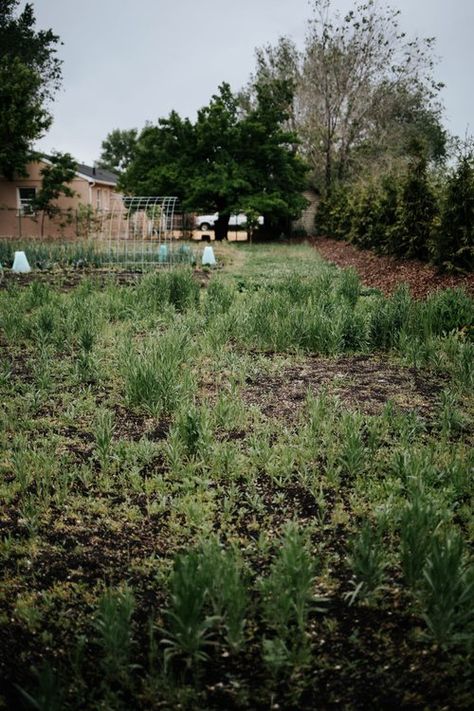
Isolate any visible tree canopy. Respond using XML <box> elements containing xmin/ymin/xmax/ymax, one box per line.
<box><xmin>97</xmin><ymin>128</ymin><xmax>138</xmax><ymax>175</ymax></box>
<box><xmin>245</xmin><ymin>0</ymin><xmax>445</xmax><ymax>195</ymax></box>
<box><xmin>122</xmin><ymin>83</ymin><xmax>308</xmax><ymax>239</ymax></box>
<box><xmin>0</xmin><ymin>0</ymin><xmax>62</xmax><ymax>179</ymax></box>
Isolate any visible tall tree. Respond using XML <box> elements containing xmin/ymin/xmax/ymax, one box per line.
<box><xmin>122</xmin><ymin>83</ymin><xmax>308</xmax><ymax>239</ymax></box>
<box><xmin>0</xmin><ymin>1</ymin><xmax>62</xmax><ymax>179</ymax></box>
<box><xmin>248</xmin><ymin>1</ymin><xmax>445</xmax><ymax>194</ymax></box>
<box><xmin>120</xmin><ymin>111</ymin><xmax>195</xmax><ymax>198</ymax></box>
<box><xmin>299</xmin><ymin>0</ymin><xmax>443</xmax><ymax>193</ymax></box>
<box><xmin>239</xmin><ymin>36</ymin><xmax>301</xmax><ymax>138</ymax></box>
<box><xmin>97</xmin><ymin>128</ymin><xmax>138</xmax><ymax>174</ymax></box>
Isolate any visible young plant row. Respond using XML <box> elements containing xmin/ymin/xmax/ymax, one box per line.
<box><xmin>20</xmin><ymin>514</ymin><xmax>474</xmax><ymax>710</ymax></box>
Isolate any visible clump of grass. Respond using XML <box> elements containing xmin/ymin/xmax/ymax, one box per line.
<box><xmin>421</xmin><ymin>530</ymin><xmax>474</xmax><ymax>648</ymax></box>
<box><xmin>94</xmin><ymin>585</ymin><xmax>135</xmax><ymax>684</ymax></box>
<box><xmin>338</xmin><ymin>412</ymin><xmax>366</xmax><ymax>477</ymax></box>
<box><xmin>139</xmin><ymin>268</ymin><xmax>200</xmax><ymax>314</ymax></box>
<box><xmin>200</xmin><ymin>540</ymin><xmax>248</xmax><ymax>653</ymax></box>
<box><xmin>173</xmin><ymin>403</ymin><xmax>211</xmax><ymax>459</ymax></box>
<box><xmin>369</xmin><ymin>284</ymin><xmax>412</xmax><ymax>350</ymax></box>
<box><xmin>399</xmin><ymin>490</ymin><xmax>442</xmax><ymax>589</ymax></box>
<box><xmin>260</xmin><ymin>523</ymin><xmax>320</xmax><ymax>674</ymax></box>
<box><xmin>161</xmin><ymin>540</ymin><xmax>247</xmax><ymax>670</ymax></box>
<box><xmin>337</xmin><ymin>267</ymin><xmax>360</xmax><ymax>307</ymax></box>
<box><xmin>437</xmin><ymin>389</ymin><xmax>465</xmax><ymax>438</ymax></box>
<box><xmin>345</xmin><ymin>521</ymin><xmax>387</xmax><ymax>605</ymax></box>
<box><xmin>122</xmin><ymin>327</ymin><xmax>193</xmax><ymax>415</ymax></box>
<box><xmin>95</xmin><ymin>409</ymin><xmax>115</xmax><ymax>471</ymax></box>
<box><xmin>204</xmin><ymin>277</ymin><xmax>235</xmax><ymax>316</ymax></box>
<box><xmin>18</xmin><ymin>662</ymin><xmax>64</xmax><ymax>711</ymax></box>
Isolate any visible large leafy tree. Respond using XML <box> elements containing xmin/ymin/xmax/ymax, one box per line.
<box><xmin>247</xmin><ymin>0</ymin><xmax>445</xmax><ymax>195</ymax></box>
<box><xmin>299</xmin><ymin>0</ymin><xmax>444</xmax><ymax>193</ymax></box>
<box><xmin>120</xmin><ymin>111</ymin><xmax>195</xmax><ymax>197</ymax></box>
<box><xmin>0</xmin><ymin>0</ymin><xmax>62</xmax><ymax>179</ymax></box>
<box><xmin>97</xmin><ymin>128</ymin><xmax>138</xmax><ymax>174</ymax></box>
<box><xmin>122</xmin><ymin>83</ymin><xmax>308</xmax><ymax>239</ymax></box>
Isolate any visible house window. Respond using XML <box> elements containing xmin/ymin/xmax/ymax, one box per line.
<box><xmin>96</xmin><ymin>188</ymin><xmax>102</xmax><ymax>210</ymax></box>
<box><xmin>18</xmin><ymin>187</ymin><xmax>37</xmax><ymax>215</ymax></box>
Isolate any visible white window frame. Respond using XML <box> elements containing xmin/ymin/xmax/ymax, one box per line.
<box><xmin>17</xmin><ymin>187</ymin><xmax>37</xmax><ymax>215</ymax></box>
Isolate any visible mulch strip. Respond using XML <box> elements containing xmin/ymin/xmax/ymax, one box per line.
<box><xmin>309</xmin><ymin>235</ymin><xmax>474</xmax><ymax>298</ymax></box>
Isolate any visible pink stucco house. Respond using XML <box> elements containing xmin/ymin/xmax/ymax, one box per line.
<box><xmin>0</xmin><ymin>158</ymin><xmax>120</xmax><ymax>239</ymax></box>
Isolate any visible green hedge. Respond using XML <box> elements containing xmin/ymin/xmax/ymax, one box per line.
<box><xmin>315</xmin><ymin>154</ymin><xmax>474</xmax><ymax>273</ymax></box>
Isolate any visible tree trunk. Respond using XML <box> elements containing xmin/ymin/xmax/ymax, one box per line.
<box><xmin>214</xmin><ymin>213</ymin><xmax>230</xmax><ymax>241</ymax></box>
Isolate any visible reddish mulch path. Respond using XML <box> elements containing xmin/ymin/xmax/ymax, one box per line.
<box><xmin>310</xmin><ymin>235</ymin><xmax>474</xmax><ymax>299</ymax></box>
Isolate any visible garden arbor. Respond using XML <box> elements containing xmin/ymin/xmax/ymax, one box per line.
<box><xmin>103</xmin><ymin>195</ymin><xmax>179</xmax><ymax>268</ymax></box>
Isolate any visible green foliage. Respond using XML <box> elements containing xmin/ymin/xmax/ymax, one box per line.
<box><xmin>122</xmin><ymin>82</ymin><xmax>307</xmax><ymax>239</ymax></box>
<box><xmin>122</xmin><ymin>327</ymin><xmax>193</xmax><ymax>415</ymax></box>
<box><xmin>138</xmin><ymin>268</ymin><xmax>199</xmax><ymax>313</ymax></box>
<box><xmin>422</xmin><ymin>287</ymin><xmax>474</xmax><ymax>337</ymax></box>
<box><xmin>313</xmin><ymin>153</ymin><xmax>474</xmax><ymax>273</ymax></box>
<box><xmin>260</xmin><ymin>524</ymin><xmax>318</xmax><ymax>672</ymax></box>
<box><xmin>205</xmin><ymin>277</ymin><xmax>235</xmax><ymax>316</ymax></box>
<box><xmin>0</xmin><ymin>1</ymin><xmax>62</xmax><ymax>178</ymax></box>
<box><xmin>399</xmin><ymin>491</ymin><xmax>441</xmax><ymax>588</ymax></box>
<box><xmin>174</xmin><ymin>403</ymin><xmax>211</xmax><ymax>459</ymax></box>
<box><xmin>435</xmin><ymin>152</ymin><xmax>474</xmax><ymax>272</ymax></box>
<box><xmin>369</xmin><ymin>285</ymin><xmax>413</xmax><ymax>350</ymax></box>
<box><xmin>161</xmin><ymin>541</ymin><xmax>247</xmax><ymax>669</ymax></box>
<box><xmin>0</xmin><ymin>241</ymin><xmax>473</xmax><ymax>708</ymax></box>
<box><xmin>162</xmin><ymin>549</ymin><xmax>218</xmax><ymax>670</ymax></box>
<box><xmin>95</xmin><ymin>409</ymin><xmax>115</xmax><ymax>471</ymax></box>
<box><xmin>200</xmin><ymin>540</ymin><xmax>248</xmax><ymax>653</ymax></box>
<box><xmin>396</xmin><ymin>156</ymin><xmax>438</xmax><ymax>260</ymax></box>
<box><xmin>94</xmin><ymin>586</ymin><xmax>135</xmax><ymax>683</ymax></box>
<box><xmin>338</xmin><ymin>413</ymin><xmax>366</xmax><ymax>476</ymax></box>
<box><xmin>421</xmin><ymin>531</ymin><xmax>474</xmax><ymax>647</ymax></box>
<box><xmin>315</xmin><ymin>184</ymin><xmax>352</xmax><ymax>240</ymax></box>
<box><xmin>32</xmin><ymin>152</ymin><xmax>77</xmax><ymax>235</ymax></box>
<box><xmin>18</xmin><ymin>663</ymin><xmax>63</xmax><ymax>711</ymax></box>
<box><xmin>345</xmin><ymin>521</ymin><xmax>387</xmax><ymax>604</ymax></box>
<box><xmin>337</xmin><ymin>268</ymin><xmax>360</xmax><ymax>307</ymax></box>
<box><xmin>97</xmin><ymin>128</ymin><xmax>138</xmax><ymax>174</ymax></box>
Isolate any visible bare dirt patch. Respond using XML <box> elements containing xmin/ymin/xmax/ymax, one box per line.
<box><xmin>243</xmin><ymin>354</ymin><xmax>445</xmax><ymax>420</ymax></box>
<box><xmin>0</xmin><ymin>268</ymin><xmax>143</xmax><ymax>291</ymax></box>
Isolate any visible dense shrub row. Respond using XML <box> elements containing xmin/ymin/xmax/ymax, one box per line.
<box><xmin>315</xmin><ymin>153</ymin><xmax>474</xmax><ymax>273</ymax></box>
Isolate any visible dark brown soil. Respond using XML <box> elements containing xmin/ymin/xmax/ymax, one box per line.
<box><xmin>243</xmin><ymin>354</ymin><xmax>445</xmax><ymax>421</ymax></box>
<box><xmin>0</xmin><ymin>267</ymin><xmax>143</xmax><ymax>291</ymax></box>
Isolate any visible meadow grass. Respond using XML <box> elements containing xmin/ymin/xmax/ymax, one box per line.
<box><xmin>0</xmin><ymin>240</ymin><xmax>472</xmax><ymax>709</ymax></box>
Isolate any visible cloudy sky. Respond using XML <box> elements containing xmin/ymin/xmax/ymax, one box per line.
<box><xmin>33</xmin><ymin>0</ymin><xmax>473</xmax><ymax>166</ymax></box>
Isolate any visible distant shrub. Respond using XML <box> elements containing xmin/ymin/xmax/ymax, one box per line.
<box><xmin>312</xmin><ymin>150</ymin><xmax>474</xmax><ymax>273</ymax></box>
<box><xmin>434</xmin><ymin>153</ymin><xmax>474</xmax><ymax>273</ymax></box>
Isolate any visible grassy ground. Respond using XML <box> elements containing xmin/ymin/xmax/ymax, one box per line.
<box><xmin>0</xmin><ymin>241</ymin><xmax>473</xmax><ymax>710</ymax></box>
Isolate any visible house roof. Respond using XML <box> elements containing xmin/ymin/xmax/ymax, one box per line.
<box><xmin>39</xmin><ymin>155</ymin><xmax>118</xmax><ymax>186</ymax></box>
<box><xmin>75</xmin><ymin>163</ymin><xmax>119</xmax><ymax>186</ymax></box>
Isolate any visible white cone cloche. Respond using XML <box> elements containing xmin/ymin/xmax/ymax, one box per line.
<box><xmin>202</xmin><ymin>246</ymin><xmax>216</xmax><ymax>266</ymax></box>
<box><xmin>12</xmin><ymin>251</ymin><xmax>31</xmax><ymax>273</ymax></box>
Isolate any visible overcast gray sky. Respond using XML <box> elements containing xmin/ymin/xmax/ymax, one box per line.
<box><xmin>33</xmin><ymin>0</ymin><xmax>473</xmax><ymax>166</ymax></box>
